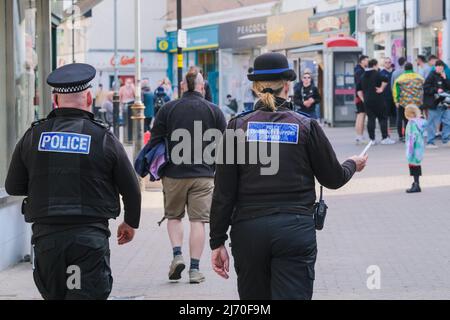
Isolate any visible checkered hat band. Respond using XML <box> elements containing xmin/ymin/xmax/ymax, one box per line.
<box><xmin>53</xmin><ymin>82</ymin><xmax>92</xmax><ymax>94</ymax></box>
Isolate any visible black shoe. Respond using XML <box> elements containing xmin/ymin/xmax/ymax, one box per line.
<box><xmin>406</xmin><ymin>183</ymin><xmax>421</xmax><ymax>193</ymax></box>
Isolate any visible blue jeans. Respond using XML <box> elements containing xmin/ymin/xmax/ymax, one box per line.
<box><xmin>427</xmin><ymin>107</ymin><xmax>450</xmax><ymax>144</ymax></box>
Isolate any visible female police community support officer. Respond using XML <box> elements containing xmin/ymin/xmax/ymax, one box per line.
<box><xmin>210</xmin><ymin>53</ymin><xmax>368</xmax><ymax>300</ymax></box>
<box><xmin>5</xmin><ymin>63</ymin><xmax>141</xmax><ymax>300</ymax></box>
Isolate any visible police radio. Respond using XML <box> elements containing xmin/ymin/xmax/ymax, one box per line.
<box><xmin>314</xmin><ymin>186</ymin><xmax>328</xmax><ymax>231</ymax></box>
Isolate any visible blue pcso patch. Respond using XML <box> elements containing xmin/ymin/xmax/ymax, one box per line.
<box><xmin>247</xmin><ymin>122</ymin><xmax>299</xmax><ymax>144</ymax></box>
<box><xmin>38</xmin><ymin>132</ymin><xmax>91</xmax><ymax>155</ymax></box>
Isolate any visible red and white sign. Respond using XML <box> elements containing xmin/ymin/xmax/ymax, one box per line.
<box><xmin>110</xmin><ymin>55</ymin><xmax>144</xmax><ymax>67</ymax></box>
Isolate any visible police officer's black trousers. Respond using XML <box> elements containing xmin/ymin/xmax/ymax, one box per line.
<box><xmin>230</xmin><ymin>213</ymin><xmax>317</xmax><ymax>300</ymax></box>
<box><xmin>32</xmin><ymin>227</ymin><xmax>113</xmax><ymax>300</ymax></box>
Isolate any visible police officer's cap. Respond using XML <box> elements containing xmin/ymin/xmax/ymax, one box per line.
<box><xmin>47</xmin><ymin>63</ymin><xmax>96</xmax><ymax>94</ymax></box>
<box><xmin>248</xmin><ymin>53</ymin><xmax>297</xmax><ymax>82</ymax></box>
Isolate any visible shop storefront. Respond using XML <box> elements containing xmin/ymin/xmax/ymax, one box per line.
<box><xmin>162</xmin><ymin>25</ymin><xmax>219</xmax><ymax>103</ymax></box>
<box><xmin>358</xmin><ymin>0</ymin><xmax>417</xmax><ymax>64</ymax></box>
<box><xmin>417</xmin><ymin>0</ymin><xmax>445</xmax><ymax>58</ymax></box>
<box><xmin>0</xmin><ymin>0</ymin><xmax>105</xmax><ymax>271</ymax></box>
<box><xmin>87</xmin><ymin>50</ymin><xmax>167</xmax><ymax>90</ymax></box>
<box><xmin>218</xmin><ymin>16</ymin><xmax>268</xmax><ymax>109</ymax></box>
<box><xmin>0</xmin><ymin>0</ymin><xmax>50</xmax><ymax>271</ymax></box>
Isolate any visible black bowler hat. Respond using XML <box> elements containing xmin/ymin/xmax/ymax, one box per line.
<box><xmin>248</xmin><ymin>53</ymin><xmax>297</xmax><ymax>82</ymax></box>
<box><xmin>47</xmin><ymin>63</ymin><xmax>96</xmax><ymax>94</ymax></box>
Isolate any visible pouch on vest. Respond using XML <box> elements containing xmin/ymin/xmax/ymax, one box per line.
<box><xmin>313</xmin><ymin>186</ymin><xmax>328</xmax><ymax>231</ymax></box>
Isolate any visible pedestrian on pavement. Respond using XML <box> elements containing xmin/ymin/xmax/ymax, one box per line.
<box><xmin>223</xmin><ymin>94</ymin><xmax>239</xmax><ymax>118</ymax></box>
<box><xmin>94</xmin><ymin>83</ymin><xmax>108</xmax><ymax>117</ymax></box>
<box><xmin>119</xmin><ymin>78</ymin><xmax>136</xmax><ymax>142</ymax></box>
<box><xmin>391</xmin><ymin>57</ymin><xmax>407</xmax><ymax>89</ymax></box>
<box><xmin>416</xmin><ymin>55</ymin><xmax>431</xmax><ymax>80</ymax></box>
<box><xmin>380</xmin><ymin>57</ymin><xmax>397</xmax><ymax>129</ymax></box>
<box><xmin>357</xmin><ymin>59</ymin><xmax>396</xmax><ymax>145</ymax></box>
<box><xmin>142</xmin><ymin>80</ymin><xmax>155</xmax><ymax>132</ymax></box>
<box><xmin>243</xmin><ymin>67</ymin><xmax>256</xmax><ymax>112</ymax></box>
<box><xmin>293</xmin><ymin>71</ymin><xmax>321</xmax><ymax>119</ymax></box>
<box><xmin>354</xmin><ymin>55</ymin><xmax>369</xmax><ymax>145</ymax></box>
<box><xmin>393</xmin><ymin>63</ymin><xmax>424</xmax><ymax>143</ymax></box>
<box><xmin>429</xmin><ymin>55</ymin><xmax>450</xmax><ymax>79</ymax></box>
<box><xmin>154</xmin><ymin>86</ymin><xmax>170</xmax><ymax>117</ymax></box>
<box><xmin>423</xmin><ymin>60</ymin><xmax>450</xmax><ymax>148</ymax></box>
<box><xmin>209</xmin><ymin>52</ymin><xmax>368</xmax><ymax>300</ymax></box>
<box><xmin>404</xmin><ymin>105</ymin><xmax>427</xmax><ymax>194</ymax></box>
<box><xmin>5</xmin><ymin>63</ymin><xmax>141</xmax><ymax>300</ymax></box>
<box><xmin>101</xmin><ymin>91</ymin><xmax>114</xmax><ymax>127</ymax></box>
<box><xmin>161</xmin><ymin>77</ymin><xmax>174</xmax><ymax>100</ymax></box>
<box><xmin>148</xmin><ymin>67</ymin><xmax>227</xmax><ymax>284</ymax></box>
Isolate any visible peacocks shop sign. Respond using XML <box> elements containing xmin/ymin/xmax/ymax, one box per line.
<box><xmin>218</xmin><ymin>16</ymin><xmax>268</xmax><ymax>49</ymax></box>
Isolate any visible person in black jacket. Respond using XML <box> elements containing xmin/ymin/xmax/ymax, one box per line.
<box><xmin>357</xmin><ymin>59</ymin><xmax>396</xmax><ymax>145</ymax></box>
<box><xmin>5</xmin><ymin>63</ymin><xmax>141</xmax><ymax>300</ymax></box>
<box><xmin>209</xmin><ymin>53</ymin><xmax>368</xmax><ymax>300</ymax></box>
<box><xmin>354</xmin><ymin>55</ymin><xmax>369</xmax><ymax>144</ymax></box>
<box><xmin>149</xmin><ymin>67</ymin><xmax>226</xmax><ymax>284</ymax></box>
<box><xmin>423</xmin><ymin>60</ymin><xmax>450</xmax><ymax>147</ymax></box>
<box><xmin>293</xmin><ymin>72</ymin><xmax>321</xmax><ymax>119</ymax></box>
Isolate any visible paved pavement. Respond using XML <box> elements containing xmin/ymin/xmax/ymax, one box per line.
<box><xmin>0</xmin><ymin>126</ymin><xmax>449</xmax><ymax>300</ymax></box>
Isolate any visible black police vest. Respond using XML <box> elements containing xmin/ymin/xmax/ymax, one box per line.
<box><xmin>22</xmin><ymin>109</ymin><xmax>120</xmax><ymax>222</ymax></box>
<box><xmin>230</xmin><ymin>107</ymin><xmax>317</xmax><ymax>212</ymax></box>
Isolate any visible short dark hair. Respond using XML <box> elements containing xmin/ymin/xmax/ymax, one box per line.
<box><xmin>359</xmin><ymin>55</ymin><xmax>369</xmax><ymax>63</ymax></box>
<box><xmin>398</xmin><ymin>57</ymin><xmax>407</xmax><ymax>67</ymax></box>
<box><xmin>185</xmin><ymin>67</ymin><xmax>200</xmax><ymax>92</ymax></box>
<box><xmin>428</xmin><ymin>55</ymin><xmax>438</xmax><ymax>61</ymax></box>
<box><xmin>404</xmin><ymin>63</ymin><xmax>414</xmax><ymax>71</ymax></box>
<box><xmin>435</xmin><ymin>60</ymin><xmax>445</xmax><ymax>67</ymax></box>
<box><xmin>368</xmin><ymin>59</ymin><xmax>378</xmax><ymax>68</ymax></box>
<box><xmin>417</xmin><ymin>55</ymin><xmax>427</xmax><ymax>63</ymax></box>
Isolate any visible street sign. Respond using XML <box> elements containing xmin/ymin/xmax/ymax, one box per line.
<box><xmin>177</xmin><ymin>29</ymin><xmax>187</xmax><ymax>49</ymax></box>
<box><xmin>157</xmin><ymin>38</ymin><xmax>169</xmax><ymax>52</ymax></box>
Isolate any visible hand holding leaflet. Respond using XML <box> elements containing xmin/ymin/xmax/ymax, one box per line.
<box><xmin>359</xmin><ymin>140</ymin><xmax>373</xmax><ymax>157</ymax></box>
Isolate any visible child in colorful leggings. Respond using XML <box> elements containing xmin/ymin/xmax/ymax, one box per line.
<box><xmin>405</xmin><ymin>105</ymin><xmax>427</xmax><ymax>193</ymax></box>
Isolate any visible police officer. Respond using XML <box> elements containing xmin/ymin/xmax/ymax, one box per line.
<box><xmin>210</xmin><ymin>53</ymin><xmax>368</xmax><ymax>300</ymax></box>
<box><xmin>5</xmin><ymin>63</ymin><xmax>141</xmax><ymax>300</ymax></box>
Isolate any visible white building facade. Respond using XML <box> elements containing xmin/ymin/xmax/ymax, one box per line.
<box><xmin>87</xmin><ymin>0</ymin><xmax>168</xmax><ymax>91</ymax></box>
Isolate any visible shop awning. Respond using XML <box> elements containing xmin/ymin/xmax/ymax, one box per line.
<box><xmin>288</xmin><ymin>44</ymin><xmax>324</xmax><ymax>54</ymax></box>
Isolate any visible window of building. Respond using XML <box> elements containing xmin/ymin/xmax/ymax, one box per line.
<box><xmin>13</xmin><ymin>0</ymin><xmax>40</xmax><ymax>138</ymax></box>
<box><xmin>52</xmin><ymin>0</ymin><xmax>90</xmax><ymax>66</ymax></box>
<box><xmin>0</xmin><ymin>0</ymin><xmax>7</xmax><ymax>192</ymax></box>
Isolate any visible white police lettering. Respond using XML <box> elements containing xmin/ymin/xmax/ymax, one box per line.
<box><xmin>38</xmin><ymin>132</ymin><xmax>91</xmax><ymax>155</ymax></box>
<box><xmin>247</xmin><ymin>122</ymin><xmax>299</xmax><ymax>144</ymax></box>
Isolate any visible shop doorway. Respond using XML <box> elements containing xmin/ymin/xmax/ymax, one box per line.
<box><xmin>198</xmin><ymin>50</ymin><xmax>218</xmax><ymax>104</ymax></box>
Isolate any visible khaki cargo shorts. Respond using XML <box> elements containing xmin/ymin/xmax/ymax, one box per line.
<box><xmin>162</xmin><ymin>177</ymin><xmax>214</xmax><ymax>223</ymax></box>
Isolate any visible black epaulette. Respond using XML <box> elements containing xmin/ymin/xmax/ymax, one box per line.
<box><xmin>91</xmin><ymin>119</ymin><xmax>110</xmax><ymax>130</ymax></box>
<box><xmin>230</xmin><ymin>110</ymin><xmax>256</xmax><ymax>121</ymax></box>
<box><xmin>31</xmin><ymin>118</ymin><xmax>49</xmax><ymax>127</ymax></box>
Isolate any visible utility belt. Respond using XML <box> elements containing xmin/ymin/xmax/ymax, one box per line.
<box><xmin>236</xmin><ymin>201</ymin><xmax>314</xmax><ymax>214</ymax></box>
<box><xmin>235</xmin><ymin>187</ymin><xmax>328</xmax><ymax>230</ymax></box>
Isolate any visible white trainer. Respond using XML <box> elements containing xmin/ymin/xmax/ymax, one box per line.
<box><xmin>380</xmin><ymin>138</ymin><xmax>396</xmax><ymax>145</ymax></box>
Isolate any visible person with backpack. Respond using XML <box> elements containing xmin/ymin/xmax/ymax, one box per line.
<box><xmin>154</xmin><ymin>86</ymin><xmax>170</xmax><ymax>117</ymax></box>
<box><xmin>142</xmin><ymin>80</ymin><xmax>155</xmax><ymax>132</ymax></box>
